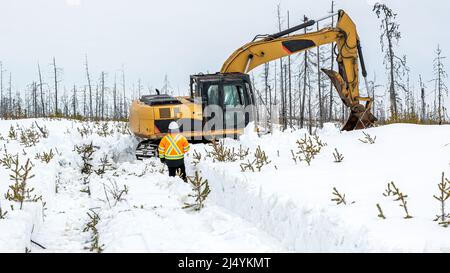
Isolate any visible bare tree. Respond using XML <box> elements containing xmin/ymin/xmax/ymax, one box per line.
<box><xmin>316</xmin><ymin>22</ymin><xmax>323</xmax><ymax>128</ymax></box>
<box><xmin>0</xmin><ymin>62</ymin><xmax>3</xmax><ymax>116</ymax></box>
<box><xmin>113</xmin><ymin>74</ymin><xmax>117</xmax><ymax>119</ymax></box>
<box><xmin>32</xmin><ymin>82</ymin><xmax>37</xmax><ymax>118</ymax></box>
<box><xmin>433</xmin><ymin>45</ymin><xmax>448</xmax><ymax>125</ymax></box>
<box><xmin>122</xmin><ymin>65</ymin><xmax>126</xmax><ymax>119</ymax></box>
<box><xmin>276</xmin><ymin>5</ymin><xmax>286</xmax><ymax>130</ymax></box>
<box><xmin>287</xmin><ymin>10</ymin><xmax>293</xmax><ymax>129</ymax></box>
<box><xmin>72</xmin><ymin>85</ymin><xmax>77</xmax><ymax>117</ymax></box>
<box><xmin>328</xmin><ymin>0</ymin><xmax>335</xmax><ymax>121</ymax></box>
<box><xmin>419</xmin><ymin>75</ymin><xmax>426</xmax><ymax>122</ymax></box>
<box><xmin>373</xmin><ymin>3</ymin><xmax>408</xmax><ymax>118</ymax></box>
<box><xmin>85</xmin><ymin>55</ymin><xmax>93</xmax><ymax>119</ymax></box>
<box><xmin>37</xmin><ymin>62</ymin><xmax>46</xmax><ymax>117</ymax></box>
<box><xmin>300</xmin><ymin>15</ymin><xmax>309</xmax><ymax>129</ymax></box>
<box><xmin>8</xmin><ymin>72</ymin><xmax>12</xmax><ymax>114</ymax></box>
<box><xmin>101</xmin><ymin>72</ymin><xmax>105</xmax><ymax>120</ymax></box>
<box><xmin>52</xmin><ymin>57</ymin><xmax>59</xmax><ymax>115</ymax></box>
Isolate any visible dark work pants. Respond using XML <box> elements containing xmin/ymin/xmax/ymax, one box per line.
<box><xmin>167</xmin><ymin>159</ymin><xmax>187</xmax><ymax>182</ymax></box>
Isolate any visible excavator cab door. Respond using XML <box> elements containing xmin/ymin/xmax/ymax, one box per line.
<box><xmin>221</xmin><ymin>82</ymin><xmax>249</xmax><ymax>137</ymax></box>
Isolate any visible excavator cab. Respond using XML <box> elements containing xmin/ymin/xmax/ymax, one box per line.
<box><xmin>190</xmin><ymin>73</ymin><xmax>257</xmax><ymax>137</ymax></box>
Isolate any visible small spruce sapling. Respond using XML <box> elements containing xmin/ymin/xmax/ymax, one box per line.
<box><xmin>433</xmin><ymin>172</ymin><xmax>450</xmax><ymax>227</ymax></box>
<box><xmin>383</xmin><ymin>181</ymin><xmax>413</xmax><ymax>219</ymax></box>
<box><xmin>4</xmin><ymin>156</ymin><xmax>40</xmax><ymax>210</ymax></box>
<box><xmin>83</xmin><ymin>210</ymin><xmax>104</xmax><ymax>253</ymax></box>
<box><xmin>75</xmin><ymin>142</ymin><xmax>98</xmax><ymax>175</ymax></box>
<box><xmin>8</xmin><ymin>125</ymin><xmax>17</xmax><ymax>140</ymax></box>
<box><xmin>333</xmin><ymin>148</ymin><xmax>344</xmax><ymax>163</ymax></box>
<box><xmin>0</xmin><ymin>200</ymin><xmax>7</xmax><ymax>219</ymax></box>
<box><xmin>0</xmin><ymin>145</ymin><xmax>14</xmax><ymax>169</ymax></box>
<box><xmin>359</xmin><ymin>132</ymin><xmax>376</xmax><ymax>144</ymax></box>
<box><xmin>191</xmin><ymin>150</ymin><xmax>202</xmax><ymax>166</ymax></box>
<box><xmin>35</xmin><ymin>149</ymin><xmax>55</xmax><ymax>164</ymax></box>
<box><xmin>77</xmin><ymin>124</ymin><xmax>93</xmax><ymax>138</ymax></box>
<box><xmin>19</xmin><ymin>124</ymin><xmax>41</xmax><ymax>147</ymax></box>
<box><xmin>240</xmin><ymin>159</ymin><xmax>256</xmax><ymax>172</ymax></box>
<box><xmin>95</xmin><ymin>154</ymin><xmax>112</xmax><ymax>175</ymax></box>
<box><xmin>183</xmin><ymin>171</ymin><xmax>211</xmax><ymax>211</ymax></box>
<box><xmin>290</xmin><ymin>150</ymin><xmax>298</xmax><ymax>164</ymax></box>
<box><xmin>237</xmin><ymin>145</ymin><xmax>249</xmax><ymax>160</ymax></box>
<box><xmin>206</xmin><ymin>139</ymin><xmax>237</xmax><ymax>162</ymax></box>
<box><xmin>376</xmin><ymin>203</ymin><xmax>386</xmax><ymax>219</ymax></box>
<box><xmin>296</xmin><ymin>134</ymin><xmax>327</xmax><ymax>166</ymax></box>
<box><xmin>331</xmin><ymin>187</ymin><xmax>347</xmax><ymax>205</ymax></box>
<box><xmin>96</xmin><ymin>122</ymin><xmax>113</xmax><ymax>137</ymax></box>
<box><xmin>254</xmin><ymin>146</ymin><xmax>271</xmax><ymax>171</ymax></box>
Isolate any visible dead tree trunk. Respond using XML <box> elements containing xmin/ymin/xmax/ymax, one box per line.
<box><xmin>83</xmin><ymin>86</ymin><xmax>86</xmax><ymax>117</ymax></box>
<box><xmin>300</xmin><ymin>16</ymin><xmax>309</xmax><ymax>129</ymax></box>
<box><xmin>72</xmin><ymin>85</ymin><xmax>77</xmax><ymax>117</ymax></box>
<box><xmin>419</xmin><ymin>75</ymin><xmax>426</xmax><ymax>122</ymax></box>
<box><xmin>433</xmin><ymin>45</ymin><xmax>448</xmax><ymax>125</ymax></box>
<box><xmin>308</xmin><ymin>75</ymin><xmax>312</xmax><ymax>135</ymax></box>
<box><xmin>85</xmin><ymin>55</ymin><xmax>93</xmax><ymax>119</ymax></box>
<box><xmin>8</xmin><ymin>73</ymin><xmax>12</xmax><ymax>114</ymax></box>
<box><xmin>101</xmin><ymin>72</ymin><xmax>105</xmax><ymax>120</ymax></box>
<box><xmin>287</xmin><ymin>10</ymin><xmax>293</xmax><ymax>129</ymax></box>
<box><xmin>113</xmin><ymin>74</ymin><xmax>117</xmax><ymax>119</ymax></box>
<box><xmin>374</xmin><ymin>3</ymin><xmax>404</xmax><ymax>119</ymax></box>
<box><xmin>316</xmin><ymin>22</ymin><xmax>323</xmax><ymax>128</ymax></box>
<box><xmin>0</xmin><ymin>62</ymin><xmax>3</xmax><ymax>117</ymax></box>
<box><xmin>328</xmin><ymin>0</ymin><xmax>335</xmax><ymax>121</ymax></box>
<box><xmin>122</xmin><ymin>65</ymin><xmax>126</xmax><ymax>119</ymax></box>
<box><xmin>37</xmin><ymin>63</ymin><xmax>45</xmax><ymax>117</ymax></box>
<box><xmin>276</xmin><ymin>5</ymin><xmax>286</xmax><ymax>131</ymax></box>
<box><xmin>53</xmin><ymin>57</ymin><xmax>58</xmax><ymax>115</ymax></box>
<box><xmin>32</xmin><ymin>82</ymin><xmax>37</xmax><ymax>118</ymax></box>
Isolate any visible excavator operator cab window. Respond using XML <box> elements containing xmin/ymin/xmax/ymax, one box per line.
<box><xmin>223</xmin><ymin>84</ymin><xmax>244</xmax><ymax>107</ymax></box>
<box><xmin>206</xmin><ymin>84</ymin><xmax>220</xmax><ymax>106</ymax></box>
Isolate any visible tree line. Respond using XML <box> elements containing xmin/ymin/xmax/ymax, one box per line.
<box><xmin>251</xmin><ymin>1</ymin><xmax>448</xmax><ymax>133</ymax></box>
<box><xmin>0</xmin><ymin>2</ymin><xmax>448</xmax><ymax>131</ymax></box>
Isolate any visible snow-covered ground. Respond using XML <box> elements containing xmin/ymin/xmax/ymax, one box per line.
<box><xmin>0</xmin><ymin>118</ymin><xmax>449</xmax><ymax>252</ymax></box>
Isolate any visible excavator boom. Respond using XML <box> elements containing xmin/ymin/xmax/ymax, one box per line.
<box><xmin>220</xmin><ymin>10</ymin><xmax>377</xmax><ymax>131</ymax></box>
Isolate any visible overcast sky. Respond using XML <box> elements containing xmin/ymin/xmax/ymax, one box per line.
<box><xmin>0</xmin><ymin>0</ymin><xmax>448</xmax><ymax>95</ymax></box>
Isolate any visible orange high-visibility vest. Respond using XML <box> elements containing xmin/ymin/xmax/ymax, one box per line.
<box><xmin>158</xmin><ymin>133</ymin><xmax>190</xmax><ymax>160</ymax></box>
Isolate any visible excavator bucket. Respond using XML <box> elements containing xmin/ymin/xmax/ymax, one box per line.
<box><xmin>342</xmin><ymin>103</ymin><xmax>378</xmax><ymax>131</ymax></box>
<box><xmin>321</xmin><ymin>69</ymin><xmax>377</xmax><ymax>131</ymax></box>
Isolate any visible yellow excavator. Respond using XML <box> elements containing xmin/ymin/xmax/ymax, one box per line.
<box><xmin>129</xmin><ymin>10</ymin><xmax>377</xmax><ymax>159</ymax></box>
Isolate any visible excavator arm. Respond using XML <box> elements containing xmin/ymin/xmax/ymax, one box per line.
<box><xmin>220</xmin><ymin>10</ymin><xmax>377</xmax><ymax>131</ymax></box>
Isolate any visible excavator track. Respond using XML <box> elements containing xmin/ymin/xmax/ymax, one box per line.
<box><xmin>135</xmin><ymin>139</ymin><xmax>158</xmax><ymax>160</ymax></box>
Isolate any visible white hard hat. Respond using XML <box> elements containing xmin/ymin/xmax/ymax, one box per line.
<box><xmin>168</xmin><ymin>121</ymin><xmax>180</xmax><ymax>130</ymax></box>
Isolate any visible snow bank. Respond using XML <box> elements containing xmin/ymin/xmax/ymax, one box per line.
<box><xmin>198</xmin><ymin>161</ymin><xmax>370</xmax><ymax>252</ymax></box>
<box><xmin>0</xmin><ymin>204</ymin><xmax>42</xmax><ymax>252</ymax></box>
<box><xmin>0</xmin><ymin>118</ymin><xmax>136</xmax><ymax>252</ymax></box>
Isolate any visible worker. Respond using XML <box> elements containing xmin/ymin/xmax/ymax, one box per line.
<box><xmin>158</xmin><ymin>121</ymin><xmax>190</xmax><ymax>181</ymax></box>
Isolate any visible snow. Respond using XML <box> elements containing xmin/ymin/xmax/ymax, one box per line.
<box><xmin>0</xmin><ymin>118</ymin><xmax>282</xmax><ymax>252</ymax></box>
<box><xmin>0</xmin><ymin>118</ymin><xmax>449</xmax><ymax>252</ymax></box>
<box><xmin>193</xmin><ymin>123</ymin><xmax>450</xmax><ymax>252</ymax></box>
